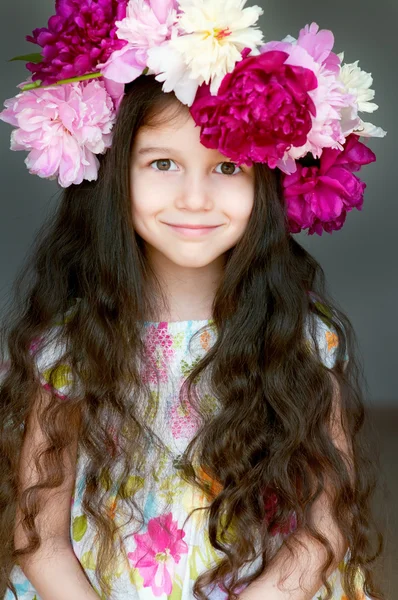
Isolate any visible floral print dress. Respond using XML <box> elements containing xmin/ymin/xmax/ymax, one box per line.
<box><xmin>5</xmin><ymin>310</ymin><xmax>369</xmax><ymax>600</ymax></box>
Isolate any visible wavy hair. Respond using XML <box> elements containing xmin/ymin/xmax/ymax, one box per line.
<box><xmin>0</xmin><ymin>75</ymin><xmax>384</xmax><ymax>600</ymax></box>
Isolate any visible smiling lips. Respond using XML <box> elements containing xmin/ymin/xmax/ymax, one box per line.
<box><xmin>165</xmin><ymin>223</ymin><xmax>221</xmax><ymax>228</ymax></box>
<box><xmin>163</xmin><ymin>222</ymin><xmax>222</xmax><ymax>237</ymax></box>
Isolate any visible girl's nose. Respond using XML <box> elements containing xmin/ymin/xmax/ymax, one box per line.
<box><xmin>176</xmin><ymin>174</ymin><xmax>214</xmax><ymax>211</ymax></box>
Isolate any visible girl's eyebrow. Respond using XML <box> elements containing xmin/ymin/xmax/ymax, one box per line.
<box><xmin>136</xmin><ymin>146</ymin><xmax>237</xmax><ymax>165</ymax></box>
<box><xmin>137</xmin><ymin>146</ymin><xmax>178</xmax><ymax>156</ymax></box>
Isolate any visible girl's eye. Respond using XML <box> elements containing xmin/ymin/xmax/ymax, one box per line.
<box><xmin>150</xmin><ymin>159</ymin><xmax>178</xmax><ymax>171</ymax></box>
<box><xmin>215</xmin><ymin>162</ymin><xmax>242</xmax><ymax>176</ymax></box>
<box><xmin>149</xmin><ymin>159</ymin><xmax>241</xmax><ymax>175</ymax></box>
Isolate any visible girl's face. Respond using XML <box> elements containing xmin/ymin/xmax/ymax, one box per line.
<box><xmin>130</xmin><ymin>106</ymin><xmax>255</xmax><ymax>270</ymax></box>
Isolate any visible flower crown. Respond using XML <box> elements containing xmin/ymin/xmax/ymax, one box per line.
<box><xmin>0</xmin><ymin>0</ymin><xmax>387</xmax><ymax>235</ymax></box>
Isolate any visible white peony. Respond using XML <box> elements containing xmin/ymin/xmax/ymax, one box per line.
<box><xmin>147</xmin><ymin>0</ymin><xmax>264</xmax><ymax>105</ymax></box>
<box><xmin>338</xmin><ymin>53</ymin><xmax>387</xmax><ymax>138</ymax></box>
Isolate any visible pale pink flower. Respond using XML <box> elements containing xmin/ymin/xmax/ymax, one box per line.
<box><xmin>99</xmin><ymin>0</ymin><xmax>178</xmax><ymax>84</ymax></box>
<box><xmin>128</xmin><ymin>512</ymin><xmax>188</xmax><ymax>596</ymax></box>
<box><xmin>0</xmin><ymin>80</ymin><xmax>115</xmax><ymax>188</ymax></box>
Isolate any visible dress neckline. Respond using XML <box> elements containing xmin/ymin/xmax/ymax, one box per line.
<box><xmin>143</xmin><ymin>318</ymin><xmax>212</xmax><ymax>328</ymax></box>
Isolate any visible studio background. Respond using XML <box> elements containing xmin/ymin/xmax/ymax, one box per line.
<box><xmin>0</xmin><ymin>0</ymin><xmax>396</xmax><ymax>596</ymax></box>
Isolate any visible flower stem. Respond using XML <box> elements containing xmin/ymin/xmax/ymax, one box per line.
<box><xmin>21</xmin><ymin>72</ymin><xmax>103</xmax><ymax>92</ymax></box>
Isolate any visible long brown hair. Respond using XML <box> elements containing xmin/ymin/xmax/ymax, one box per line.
<box><xmin>0</xmin><ymin>75</ymin><xmax>384</xmax><ymax>600</ymax></box>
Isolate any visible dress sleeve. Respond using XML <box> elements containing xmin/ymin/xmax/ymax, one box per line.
<box><xmin>29</xmin><ymin>304</ymin><xmax>83</xmax><ymax>400</ymax></box>
<box><xmin>305</xmin><ymin>312</ymin><xmax>349</xmax><ymax>370</ymax></box>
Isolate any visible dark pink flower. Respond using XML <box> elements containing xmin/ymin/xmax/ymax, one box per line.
<box><xmin>190</xmin><ymin>48</ymin><xmax>318</xmax><ymax>170</ymax></box>
<box><xmin>282</xmin><ymin>134</ymin><xmax>376</xmax><ymax>235</ymax></box>
<box><xmin>26</xmin><ymin>0</ymin><xmax>128</xmax><ymax>84</ymax></box>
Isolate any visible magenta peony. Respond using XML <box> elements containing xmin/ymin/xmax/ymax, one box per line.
<box><xmin>0</xmin><ymin>80</ymin><xmax>116</xmax><ymax>188</ymax></box>
<box><xmin>26</xmin><ymin>0</ymin><xmax>128</xmax><ymax>84</ymax></box>
<box><xmin>260</xmin><ymin>23</ymin><xmax>354</xmax><ymax>167</ymax></box>
<box><xmin>190</xmin><ymin>49</ymin><xmax>318</xmax><ymax>170</ymax></box>
<box><xmin>282</xmin><ymin>135</ymin><xmax>376</xmax><ymax>235</ymax></box>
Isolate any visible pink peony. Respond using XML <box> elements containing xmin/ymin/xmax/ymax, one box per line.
<box><xmin>0</xmin><ymin>80</ymin><xmax>116</xmax><ymax>188</ymax></box>
<box><xmin>190</xmin><ymin>49</ymin><xmax>318</xmax><ymax>171</ymax></box>
<box><xmin>98</xmin><ymin>0</ymin><xmax>178</xmax><ymax>85</ymax></box>
<box><xmin>296</xmin><ymin>22</ymin><xmax>341</xmax><ymax>74</ymax></box>
<box><xmin>282</xmin><ymin>134</ymin><xmax>376</xmax><ymax>235</ymax></box>
<box><xmin>26</xmin><ymin>0</ymin><xmax>128</xmax><ymax>85</ymax></box>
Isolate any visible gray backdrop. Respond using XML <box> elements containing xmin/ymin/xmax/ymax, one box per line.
<box><xmin>1</xmin><ymin>0</ymin><xmax>396</xmax><ymax>405</ymax></box>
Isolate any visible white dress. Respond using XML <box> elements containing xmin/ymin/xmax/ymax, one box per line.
<box><xmin>5</xmin><ymin>310</ymin><xmax>369</xmax><ymax>600</ymax></box>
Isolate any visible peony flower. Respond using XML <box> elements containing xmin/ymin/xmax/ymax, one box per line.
<box><xmin>260</xmin><ymin>23</ymin><xmax>355</xmax><ymax>171</ymax></box>
<box><xmin>190</xmin><ymin>49</ymin><xmax>318</xmax><ymax>171</ymax></box>
<box><xmin>337</xmin><ymin>55</ymin><xmax>387</xmax><ymax>139</ymax></box>
<box><xmin>103</xmin><ymin>78</ymin><xmax>126</xmax><ymax>112</ymax></box>
<box><xmin>98</xmin><ymin>0</ymin><xmax>178</xmax><ymax>84</ymax></box>
<box><xmin>282</xmin><ymin>134</ymin><xmax>376</xmax><ymax>236</ymax></box>
<box><xmin>0</xmin><ymin>80</ymin><xmax>116</xmax><ymax>188</ymax></box>
<box><xmin>146</xmin><ymin>0</ymin><xmax>264</xmax><ymax>105</ymax></box>
<box><xmin>146</xmin><ymin>41</ymin><xmax>200</xmax><ymax>106</ymax></box>
<box><xmin>26</xmin><ymin>0</ymin><xmax>128</xmax><ymax>85</ymax></box>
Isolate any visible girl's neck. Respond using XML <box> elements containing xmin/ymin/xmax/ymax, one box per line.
<box><xmin>146</xmin><ymin>247</ymin><xmax>226</xmax><ymax>322</ymax></box>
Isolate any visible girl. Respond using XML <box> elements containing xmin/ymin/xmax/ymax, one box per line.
<box><xmin>0</xmin><ymin>2</ymin><xmax>386</xmax><ymax>600</ymax></box>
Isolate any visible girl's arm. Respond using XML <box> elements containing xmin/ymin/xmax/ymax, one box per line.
<box><xmin>240</xmin><ymin>373</ymin><xmax>353</xmax><ymax>600</ymax></box>
<box><xmin>14</xmin><ymin>387</ymin><xmax>100</xmax><ymax>600</ymax></box>
<box><xmin>17</xmin><ymin>540</ymin><xmax>100</xmax><ymax>600</ymax></box>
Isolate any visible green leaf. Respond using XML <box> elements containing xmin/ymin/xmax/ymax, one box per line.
<box><xmin>9</xmin><ymin>53</ymin><xmax>43</xmax><ymax>63</ymax></box>
<box><xmin>72</xmin><ymin>514</ymin><xmax>87</xmax><ymax>542</ymax></box>
<box><xmin>123</xmin><ymin>475</ymin><xmax>144</xmax><ymax>497</ymax></box>
<box><xmin>313</xmin><ymin>300</ymin><xmax>333</xmax><ymax>320</ymax></box>
<box><xmin>167</xmin><ymin>580</ymin><xmax>182</xmax><ymax>600</ymax></box>
<box><xmin>81</xmin><ymin>550</ymin><xmax>96</xmax><ymax>570</ymax></box>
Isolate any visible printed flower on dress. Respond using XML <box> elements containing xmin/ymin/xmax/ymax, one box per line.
<box><xmin>170</xmin><ymin>396</ymin><xmax>201</xmax><ymax>440</ymax></box>
<box><xmin>190</xmin><ymin>48</ymin><xmax>318</xmax><ymax>171</ymax></box>
<box><xmin>25</xmin><ymin>0</ymin><xmax>128</xmax><ymax>85</ymax></box>
<box><xmin>0</xmin><ymin>79</ymin><xmax>115</xmax><ymax>187</ymax></box>
<box><xmin>263</xmin><ymin>490</ymin><xmax>297</xmax><ymax>536</ymax></box>
<box><xmin>141</xmin><ymin>322</ymin><xmax>175</xmax><ymax>384</ymax></box>
<box><xmin>146</xmin><ymin>0</ymin><xmax>264</xmax><ymax>106</ymax></box>
<box><xmin>282</xmin><ymin>134</ymin><xmax>376</xmax><ymax>235</ymax></box>
<box><xmin>325</xmin><ymin>328</ymin><xmax>339</xmax><ymax>353</ymax></box>
<box><xmin>127</xmin><ymin>511</ymin><xmax>188</xmax><ymax>596</ymax></box>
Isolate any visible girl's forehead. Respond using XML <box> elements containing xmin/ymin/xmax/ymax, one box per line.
<box><xmin>138</xmin><ymin>107</ymin><xmax>193</xmax><ymax>137</ymax></box>
<box><xmin>133</xmin><ymin>114</ymin><xmax>224</xmax><ymax>159</ymax></box>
